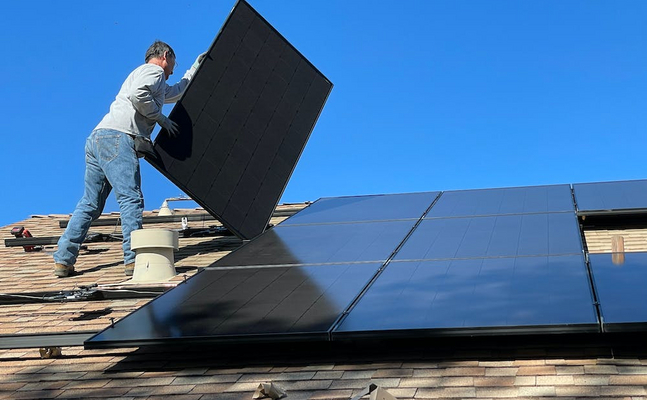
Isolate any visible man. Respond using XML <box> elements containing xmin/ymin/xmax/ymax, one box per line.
<box><xmin>53</xmin><ymin>41</ymin><xmax>205</xmax><ymax>277</ymax></box>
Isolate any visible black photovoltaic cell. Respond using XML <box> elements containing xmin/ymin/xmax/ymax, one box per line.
<box><xmin>573</xmin><ymin>180</ymin><xmax>647</xmax><ymax>215</ymax></box>
<box><xmin>149</xmin><ymin>0</ymin><xmax>333</xmax><ymax>239</ymax></box>
<box><xmin>334</xmin><ymin>255</ymin><xmax>598</xmax><ymax>336</ymax></box>
<box><xmin>427</xmin><ymin>185</ymin><xmax>574</xmax><ymax>218</ymax></box>
<box><xmin>281</xmin><ymin>192</ymin><xmax>440</xmax><ymax>226</ymax></box>
<box><xmin>214</xmin><ymin>220</ymin><xmax>418</xmax><ymax>267</ymax></box>
<box><xmin>589</xmin><ymin>252</ymin><xmax>647</xmax><ymax>332</ymax></box>
<box><xmin>394</xmin><ymin>213</ymin><xmax>583</xmax><ymax>261</ymax></box>
<box><xmin>86</xmin><ymin>263</ymin><xmax>381</xmax><ymax>347</ymax></box>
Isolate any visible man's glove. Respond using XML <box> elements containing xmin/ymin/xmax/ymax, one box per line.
<box><xmin>157</xmin><ymin>115</ymin><xmax>179</xmax><ymax>137</ymax></box>
<box><xmin>192</xmin><ymin>51</ymin><xmax>208</xmax><ymax>70</ymax></box>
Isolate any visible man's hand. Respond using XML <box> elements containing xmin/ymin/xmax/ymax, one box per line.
<box><xmin>158</xmin><ymin>115</ymin><xmax>179</xmax><ymax>137</ymax></box>
<box><xmin>192</xmin><ymin>51</ymin><xmax>208</xmax><ymax>70</ymax></box>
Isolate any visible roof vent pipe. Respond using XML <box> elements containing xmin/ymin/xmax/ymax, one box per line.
<box><xmin>130</xmin><ymin>229</ymin><xmax>179</xmax><ymax>282</ymax></box>
<box><xmin>158</xmin><ymin>200</ymin><xmax>174</xmax><ymax>216</ymax></box>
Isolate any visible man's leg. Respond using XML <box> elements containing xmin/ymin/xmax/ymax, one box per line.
<box><xmin>54</xmin><ymin>132</ymin><xmax>112</xmax><ymax>276</ymax></box>
<box><xmin>103</xmin><ymin>131</ymin><xmax>143</xmax><ymax>273</ymax></box>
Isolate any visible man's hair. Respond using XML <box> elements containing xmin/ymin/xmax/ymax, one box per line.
<box><xmin>145</xmin><ymin>41</ymin><xmax>175</xmax><ymax>62</ymax></box>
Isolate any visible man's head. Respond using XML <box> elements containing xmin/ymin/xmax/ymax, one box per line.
<box><xmin>145</xmin><ymin>41</ymin><xmax>176</xmax><ymax>80</ymax></box>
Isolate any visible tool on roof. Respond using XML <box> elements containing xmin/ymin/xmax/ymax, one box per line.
<box><xmin>351</xmin><ymin>384</ymin><xmax>397</xmax><ymax>400</ymax></box>
<box><xmin>4</xmin><ymin>231</ymin><xmax>122</xmax><ymax>249</ymax></box>
<box><xmin>10</xmin><ymin>226</ymin><xmax>42</xmax><ymax>252</ymax></box>
<box><xmin>252</xmin><ymin>382</ymin><xmax>287</xmax><ymax>400</ymax></box>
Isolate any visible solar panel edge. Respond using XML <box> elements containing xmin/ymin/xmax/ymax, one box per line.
<box><xmin>237</xmin><ymin>0</ymin><xmax>333</xmax><ymax>89</ymax></box>
<box><xmin>588</xmin><ymin>252</ymin><xmax>647</xmax><ymax>332</ymax></box>
<box><xmin>330</xmin><ymin>323</ymin><xmax>600</xmax><ymax>340</ymax></box>
<box><xmin>573</xmin><ymin>180</ymin><xmax>647</xmax><ymax>214</ymax></box>
<box><xmin>164</xmin><ymin>0</ymin><xmax>254</xmax><ymax>108</ymax></box>
<box><xmin>252</xmin><ymin>78</ymin><xmax>332</xmax><ymax>236</ymax></box>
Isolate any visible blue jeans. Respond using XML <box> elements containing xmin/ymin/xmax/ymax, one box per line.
<box><xmin>54</xmin><ymin>129</ymin><xmax>144</xmax><ymax>266</ymax></box>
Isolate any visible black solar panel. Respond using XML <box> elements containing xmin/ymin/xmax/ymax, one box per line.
<box><xmin>394</xmin><ymin>213</ymin><xmax>583</xmax><ymax>261</ymax></box>
<box><xmin>334</xmin><ymin>255</ymin><xmax>598</xmax><ymax>337</ymax></box>
<box><xmin>85</xmin><ymin>263</ymin><xmax>381</xmax><ymax>347</ymax></box>
<box><xmin>87</xmin><ymin>180</ymin><xmax>624</xmax><ymax>349</ymax></box>
<box><xmin>214</xmin><ymin>220</ymin><xmax>418</xmax><ymax>267</ymax></box>
<box><xmin>428</xmin><ymin>185</ymin><xmax>574</xmax><ymax>218</ymax></box>
<box><xmin>148</xmin><ymin>0</ymin><xmax>333</xmax><ymax>239</ymax></box>
<box><xmin>281</xmin><ymin>192</ymin><xmax>439</xmax><ymax>226</ymax></box>
<box><xmin>573</xmin><ymin>180</ymin><xmax>647</xmax><ymax>215</ymax></box>
<box><xmin>589</xmin><ymin>252</ymin><xmax>647</xmax><ymax>332</ymax></box>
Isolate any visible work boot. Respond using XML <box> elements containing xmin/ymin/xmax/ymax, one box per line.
<box><xmin>54</xmin><ymin>263</ymin><xmax>74</xmax><ymax>278</ymax></box>
<box><xmin>124</xmin><ymin>263</ymin><xmax>135</xmax><ymax>276</ymax></box>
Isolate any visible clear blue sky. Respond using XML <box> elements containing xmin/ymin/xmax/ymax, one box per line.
<box><xmin>2</xmin><ymin>1</ymin><xmax>645</xmax><ymax>228</ymax></box>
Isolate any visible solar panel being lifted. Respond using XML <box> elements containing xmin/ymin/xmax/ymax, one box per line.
<box><xmin>148</xmin><ymin>0</ymin><xmax>333</xmax><ymax>240</ymax></box>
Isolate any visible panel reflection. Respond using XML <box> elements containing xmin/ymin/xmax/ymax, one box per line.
<box><xmin>281</xmin><ymin>192</ymin><xmax>439</xmax><ymax>225</ymax></box>
<box><xmin>427</xmin><ymin>185</ymin><xmax>574</xmax><ymax>218</ymax></box>
<box><xmin>336</xmin><ymin>255</ymin><xmax>597</xmax><ymax>334</ymax></box>
<box><xmin>589</xmin><ymin>252</ymin><xmax>647</xmax><ymax>327</ymax></box>
<box><xmin>88</xmin><ymin>263</ymin><xmax>381</xmax><ymax>345</ymax></box>
<box><xmin>574</xmin><ymin>180</ymin><xmax>647</xmax><ymax>213</ymax></box>
<box><xmin>215</xmin><ymin>220</ymin><xmax>418</xmax><ymax>267</ymax></box>
<box><xmin>394</xmin><ymin>213</ymin><xmax>582</xmax><ymax>261</ymax></box>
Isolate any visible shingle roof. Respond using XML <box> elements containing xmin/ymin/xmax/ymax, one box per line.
<box><xmin>585</xmin><ymin>228</ymin><xmax>647</xmax><ymax>253</ymax></box>
<box><xmin>2</xmin><ymin>203</ymin><xmax>647</xmax><ymax>399</ymax></box>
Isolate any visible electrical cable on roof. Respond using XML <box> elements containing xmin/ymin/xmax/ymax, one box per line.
<box><xmin>0</xmin><ymin>293</ymin><xmax>51</xmax><ymax>301</ymax></box>
<box><xmin>0</xmin><ymin>287</ymin><xmax>163</xmax><ymax>303</ymax></box>
<box><xmin>111</xmin><ymin>217</ymin><xmax>121</xmax><ymax>235</ymax></box>
<box><xmin>99</xmin><ymin>289</ymin><xmax>161</xmax><ymax>295</ymax></box>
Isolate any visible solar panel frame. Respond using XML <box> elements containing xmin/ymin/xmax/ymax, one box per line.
<box><xmin>333</xmin><ymin>255</ymin><xmax>600</xmax><ymax>338</ymax></box>
<box><xmin>280</xmin><ymin>192</ymin><xmax>440</xmax><ymax>226</ymax></box>
<box><xmin>573</xmin><ymin>180</ymin><xmax>647</xmax><ymax>216</ymax></box>
<box><xmin>213</xmin><ymin>219</ymin><xmax>421</xmax><ymax>267</ymax></box>
<box><xmin>426</xmin><ymin>185</ymin><xmax>575</xmax><ymax>218</ymax></box>
<box><xmin>589</xmin><ymin>252</ymin><xmax>647</xmax><ymax>332</ymax></box>
<box><xmin>147</xmin><ymin>0</ymin><xmax>333</xmax><ymax>240</ymax></box>
<box><xmin>393</xmin><ymin>212</ymin><xmax>584</xmax><ymax>261</ymax></box>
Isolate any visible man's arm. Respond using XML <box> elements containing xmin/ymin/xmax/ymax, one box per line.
<box><xmin>164</xmin><ymin>74</ymin><xmax>190</xmax><ymax>104</ymax></box>
<box><xmin>164</xmin><ymin>52</ymin><xmax>208</xmax><ymax>104</ymax></box>
<box><xmin>128</xmin><ymin>66</ymin><xmax>178</xmax><ymax>135</ymax></box>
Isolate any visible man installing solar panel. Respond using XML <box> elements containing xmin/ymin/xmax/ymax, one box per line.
<box><xmin>53</xmin><ymin>41</ymin><xmax>206</xmax><ymax>278</ymax></box>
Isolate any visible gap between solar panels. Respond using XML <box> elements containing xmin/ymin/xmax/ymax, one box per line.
<box><xmin>146</xmin><ymin>0</ymin><xmax>332</xmax><ymax>240</ymax></box>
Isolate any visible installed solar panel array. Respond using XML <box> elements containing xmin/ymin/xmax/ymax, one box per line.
<box><xmin>86</xmin><ymin>192</ymin><xmax>440</xmax><ymax>347</ymax></box>
<box><xmin>90</xmin><ymin>181</ymin><xmax>647</xmax><ymax>348</ymax></box>
<box><xmin>336</xmin><ymin>185</ymin><xmax>598</xmax><ymax>337</ymax></box>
